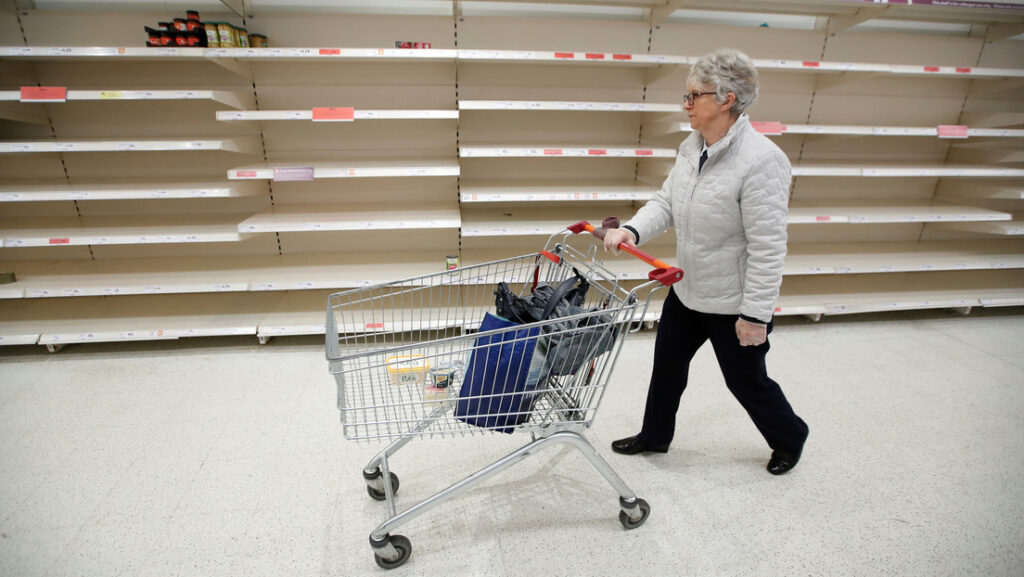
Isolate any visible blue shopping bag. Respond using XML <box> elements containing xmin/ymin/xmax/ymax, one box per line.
<box><xmin>455</xmin><ymin>312</ymin><xmax>542</xmax><ymax>433</ymax></box>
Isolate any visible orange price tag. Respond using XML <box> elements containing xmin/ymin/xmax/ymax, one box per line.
<box><xmin>49</xmin><ymin>237</ymin><xmax>70</xmax><ymax>244</ymax></box>
<box><xmin>554</xmin><ymin>52</ymin><xmax>575</xmax><ymax>59</ymax></box>
<box><xmin>21</xmin><ymin>86</ymin><xmax>67</xmax><ymax>102</ymax></box>
<box><xmin>312</xmin><ymin>107</ymin><xmax>354</xmax><ymax>121</ymax></box>
<box><xmin>319</xmin><ymin>48</ymin><xmax>341</xmax><ymax>55</ymax></box>
<box><xmin>612</xmin><ymin>54</ymin><xmax>632</xmax><ymax>60</ymax></box>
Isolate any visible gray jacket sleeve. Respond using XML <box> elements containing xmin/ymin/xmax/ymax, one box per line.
<box><xmin>739</xmin><ymin>150</ymin><xmax>790</xmax><ymax>322</ymax></box>
<box><xmin>624</xmin><ymin>159</ymin><xmax>678</xmax><ymax>246</ymax></box>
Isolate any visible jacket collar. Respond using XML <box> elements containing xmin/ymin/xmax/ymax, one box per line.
<box><xmin>686</xmin><ymin>113</ymin><xmax>751</xmax><ymax>159</ymax></box>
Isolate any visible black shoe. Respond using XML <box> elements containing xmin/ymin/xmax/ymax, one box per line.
<box><xmin>767</xmin><ymin>449</ymin><xmax>801</xmax><ymax>475</ymax></box>
<box><xmin>611</xmin><ymin>435</ymin><xmax>669</xmax><ymax>455</ymax></box>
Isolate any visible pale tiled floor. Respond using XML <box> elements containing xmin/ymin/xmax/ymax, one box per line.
<box><xmin>1</xmin><ymin>308</ymin><xmax>1023</xmax><ymax>577</ymax></box>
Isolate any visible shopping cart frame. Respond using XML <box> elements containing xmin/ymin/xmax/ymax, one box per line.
<box><xmin>326</xmin><ymin>222</ymin><xmax>682</xmax><ymax>569</ymax></box>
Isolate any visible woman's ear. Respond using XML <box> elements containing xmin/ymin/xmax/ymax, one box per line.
<box><xmin>722</xmin><ymin>92</ymin><xmax>737</xmax><ymax>112</ymax></box>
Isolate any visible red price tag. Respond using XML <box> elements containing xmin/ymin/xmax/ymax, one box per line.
<box><xmin>802</xmin><ymin>61</ymin><xmax>820</xmax><ymax>68</ymax></box>
<box><xmin>612</xmin><ymin>54</ymin><xmax>632</xmax><ymax>60</ymax></box>
<box><xmin>21</xmin><ymin>86</ymin><xmax>67</xmax><ymax>102</ymax></box>
<box><xmin>585</xmin><ymin>53</ymin><xmax>605</xmax><ymax>60</ymax></box>
<box><xmin>635</xmin><ymin>149</ymin><xmax>653</xmax><ymax>156</ymax></box>
<box><xmin>554</xmin><ymin>52</ymin><xmax>575</xmax><ymax>59</ymax></box>
<box><xmin>49</xmin><ymin>237</ymin><xmax>70</xmax><ymax>244</ymax></box>
<box><xmin>937</xmin><ymin>125</ymin><xmax>968</xmax><ymax>139</ymax></box>
<box><xmin>588</xmin><ymin>149</ymin><xmax>607</xmax><ymax>156</ymax></box>
<box><xmin>751</xmin><ymin>121</ymin><xmax>785</xmax><ymax>135</ymax></box>
<box><xmin>955</xmin><ymin>67</ymin><xmax>972</xmax><ymax>74</ymax></box>
<box><xmin>312</xmin><ymin>107</ymin><xmax>354</xmax><ymax>121</ymax></box>
<box><xmin>319</xmin><ymin>48</ymin><xmax>340</xmax><ymax>55</ymax></box>
<box><xmin>924</xmin><ymin>66</ymin><xmax>940</xmax><ymax>72</ymax></box>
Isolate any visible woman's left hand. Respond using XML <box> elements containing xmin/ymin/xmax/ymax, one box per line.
<box><xmin>735</xmin><ymin>318</ymin><xmax>767</xmax><ymax>347</ymax></box>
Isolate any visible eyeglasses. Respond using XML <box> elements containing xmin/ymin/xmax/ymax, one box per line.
<box><xmin>683</xmin><ymin>91</ymin><xmax>715</xmax><ymax>106</ymax></box>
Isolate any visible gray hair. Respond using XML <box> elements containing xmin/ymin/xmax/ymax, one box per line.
<box><xmin>687</xmin><ymin>48</ymin><xmax>759</xmax><ymax>116</ymax></box>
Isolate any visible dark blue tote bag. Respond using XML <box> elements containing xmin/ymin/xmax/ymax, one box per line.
<box><xmin>455</xmin><ymin>312</ymin><xmax>542</xmax><ymax>433</ymax></box>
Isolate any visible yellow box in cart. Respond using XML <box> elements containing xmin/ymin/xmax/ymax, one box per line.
<box><xmin>386</xmin><ymin>356</ymin><xmax>430</xmax><ymax>386</ymax></box>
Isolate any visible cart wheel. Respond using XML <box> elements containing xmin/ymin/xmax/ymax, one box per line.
<box><xmin>367</xmin><ymin>472</ymin><xmax>400</xmax><ymax>501</ymax></box>
<box><xmin>619</xmin><ymin>498</ymin><xmax>650</xmax><ymax>530</ymax></box>
<box><xmin>373</xmin><ymin>534</ymin><xmax>412</xmax><ymax>569</ymax></box>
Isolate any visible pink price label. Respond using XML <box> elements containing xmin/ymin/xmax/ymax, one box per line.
<box><xmin>235</xmin><ymin>170</ymin><xmax>258</xmax><ymax>178</ymax></box>
<box><xmin>816</xmin><ymin>216</ymin><xmax>832</xmax><ymax>222</ymax></box>
<box><xmin>49</xmin><ymin>237</ymin><xmax>70</xmax><ymax>244</ymax></box>
<box><xmin>802</xmin><ymin>61</ymin><xmax>820</xmax><ymax>67</ymax></box>
<box><xmin>543</xmin><ymin>149</ymin><xmax>563</xmax><ymax>155</ymax></box>
<box><xmin>588</xmin><ymin>149</ymin><xmax>607</xmax><ymax>155</ymax></box>
<box><xmin>937</xmin><ymin>125</ymin><xmax>968</xmax><ymax>138</ymax></box>
<box><xmin>751</xmin><ymin>121</ymin><xmax>785</xmax><ymax>135</ymax></box>
<box><xmin>21</xmin><ymin>86</ymin><xmax>67</xmax><ymax>102</ymax></box>
<box><xmin>365</xmin><ymin>322</ymin><xmax>384</xmax><ymax>329</ymax></box>
<box><xmin>635</xmin><ymin>149</ymin><xmax>653</xmax><ymax>156</ymax></box>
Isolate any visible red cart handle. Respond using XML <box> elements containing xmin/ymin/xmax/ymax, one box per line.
<box><xmin>568</xmin><ymin>218</ymin><xmax>684</xmax><ymax>286</ymax></box>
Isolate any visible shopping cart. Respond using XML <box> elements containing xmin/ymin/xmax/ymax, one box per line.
<box><xmin>326</xmin><ymin>219</ymin><xmax>683</xmax><ymax>569</ymax></box>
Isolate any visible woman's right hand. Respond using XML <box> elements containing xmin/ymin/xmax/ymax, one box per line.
<box><xmin>603</xmin><ymin>227</ymin><xmax>637</xmax><ymax>253</ymax></box>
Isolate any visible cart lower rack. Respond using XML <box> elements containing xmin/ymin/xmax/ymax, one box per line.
<box><xmin>326</xmin><ymin>221</ymin><xmax>682</xmax><ymax>569</ymax></box>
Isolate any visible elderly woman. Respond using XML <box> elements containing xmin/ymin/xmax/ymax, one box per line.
<box><xmin>604</xmin><ymin>48</ymin><xmax>809</xmax><ymax>475</ymax></box>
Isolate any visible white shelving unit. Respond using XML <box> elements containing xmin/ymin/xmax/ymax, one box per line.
<box><xmin>0</xmin><ymin>2</ymin><xmax>1021</xmax><ymax>347</ymax></box>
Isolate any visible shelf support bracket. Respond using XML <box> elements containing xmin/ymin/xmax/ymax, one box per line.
<box><xmin>206</xmin><ymin>56</ymin><xmax>253</xmax><ymax>81</ymax></box>
<box><xmin>650</xmin><ymin>0</ymin><xmax>690</xmax><ymax>27</ymax></box>
<box><xmin>827</xmin><ymin>6</ymin><xmax>891</xmax><ymax>36</ymax></box>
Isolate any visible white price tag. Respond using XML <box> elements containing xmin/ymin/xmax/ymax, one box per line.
<box><xmin>30</xmin><ymin>289</ymin><xmax>51</xmax><ymax>298</ymax></box>
<box><xmin>156</xmin><ymin>47</ymin><xmax>178</xmax><ymax>56</ymax></box>
<box><xmin>49</xmin><ymin>47</ymin><xmax>74</xmax><ymax>56</ymax></box>
<box><xmin>10</xmin><ymin>47</ymin><xmax>33</xmax><ymax>55</ymax></box>
<box><xmin>13</xmin><ymin>144</ymin><xmax>32</xmax><ymax>152</ymax></box>
<box><xmin>253</xmin><ymin>282</ymin><xmax>276</xmax><ymax>290</ymax></box>
<box><xmin>303</xmin><ymin>223</ymin><xmax>324</xmax><ymax>231</ymax></box>
<box><xmin>294</xmin><ymin>281</ymin><xmax>315</xmax><ymax>289</ymax></box>
<box><xmin>77</xmin><ymin>333</ymin><xmax>96</xmax><ymax>340</ymax></box>
<box><xmin>149</xmin><ymin>190</ymin><xmax>169</xmax><ymax>198</ymax></box>
<box><xmin>104</xmin><ymin>287</ymin><xmax>121</xmax><ymax>295</ymax></box>
<box><xmin>70</xmin><ymin>192</ymin><xmax>89</xmax><ymax>200</ymax></box>
<box><xmin>212</xmin><ymin>283</ymin><xmax>233</xmax><ymax>291</ymax></box>
<box><xmin>56</xmin><ymin>143</ymin><xmax>76</xmax><ymax>151</ymax></box>
<box><xmin>62</xmin><ymin>288</ymin><xmax>82</xmax><ymax>296</ymax></box>
<box><xmin>144</xmin><ymin>285</ymin><xmax>163</xmax><ymax>293</ymax></box>
<box><xmin>117</xmin><ymin>143</ymin><xmax>138</xmax><ymax>151</ymax></box>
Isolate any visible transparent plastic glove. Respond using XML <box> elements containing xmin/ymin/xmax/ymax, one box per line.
<box><xmin>602</xmin><ymin>227</ymin><xmax>636</xmax><ymax>254</ymax></box>
<box><xmin>735</xmin><ymin>317</ymin><xmax>767</xmax><ymax>347</ymax></box>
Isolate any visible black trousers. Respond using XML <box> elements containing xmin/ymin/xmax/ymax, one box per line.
<box><xmin>639</xmin><ymin>290</ymin><xmax>808</xmax><ymax>454</ymax></box>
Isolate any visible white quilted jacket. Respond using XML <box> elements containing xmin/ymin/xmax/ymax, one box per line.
<box><xmin>626</xmin><ymin>114</ymin><xmax>790</xmax><ymax>322</ymax></box>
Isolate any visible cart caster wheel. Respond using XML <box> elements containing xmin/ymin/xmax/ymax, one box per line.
<box><xmin>366</xmin><ymin>472</ymin><xmax>400</xmax><ymax>501</ymax></box>
<box><xmin>372</xmin><ymin>534</ymin><xmax>412</xmax><ymax>569</ymax></box>
<box><xmin>619</xmin><ymin>497</ymin><xmax>650</xmax><ymax>530</ymax></box>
